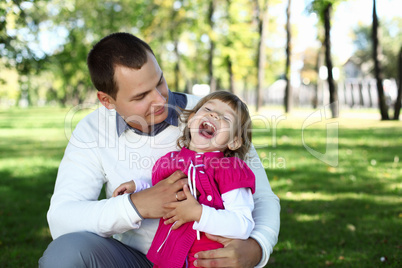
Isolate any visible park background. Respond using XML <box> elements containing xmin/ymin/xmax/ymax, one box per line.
<box><xmin>1</xmin><ymin>0</ymin><xmax>401</xmax><ymax>267</ymax></box>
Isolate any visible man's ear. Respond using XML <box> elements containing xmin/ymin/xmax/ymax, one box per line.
<box><xmin>97</xmin><ymin>91</ymin><xmax>115</xmax><ymax>110</ymax></box>
<box><xmin>228</xmin><ymin>136</ymin><xmax>242</xmax><ymax>151</ymax></box>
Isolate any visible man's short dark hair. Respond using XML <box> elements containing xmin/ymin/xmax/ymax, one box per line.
<box><xmin>87</xmin><ymin>32</ymin><xmax>155</xmax><ymax>99</ymax></box>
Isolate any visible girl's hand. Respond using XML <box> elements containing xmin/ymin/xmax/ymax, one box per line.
<box><xmin>112</xmin><ymin>181</ymin><xmax>136</xmax><ymax>197</ymax></box>
<box><xmin>163</xmin><ymin>184</ymin><xmax>202</xmax><ymax>230</ymax></box>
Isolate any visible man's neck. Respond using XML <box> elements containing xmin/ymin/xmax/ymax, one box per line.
<box><xmin>127</xmin><ymin>121</ymin><xmax>150</xmax><ymax>134</ymax></box>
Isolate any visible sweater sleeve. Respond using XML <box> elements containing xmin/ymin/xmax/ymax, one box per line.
<box><xmin>47</xmin><ymin>117</ymin><xmax>143</xmax><ymax>239</ymax></box>
<box><xmin>246</xmin><ymin>145</ymin><xmax>281</xmax><ymax>267</ymax></box>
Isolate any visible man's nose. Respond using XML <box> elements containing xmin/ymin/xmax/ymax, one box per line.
<box><xmin>151</xmin><ymin>88</ymin><xmax>166</xmax><ymax>104</ymax></box>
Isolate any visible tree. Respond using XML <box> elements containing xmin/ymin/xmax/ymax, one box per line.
<box><xmin>1</xmin><ymin>0</ymin><xmax>284</xmax><ymax>106</ymax></box>
<box><xmin>1</xmin><ymin>0</ymin><xmax>49</xmax><ymax>105</ymax></box>
<box><xmin>254</xmin><ymin>0</ymin><xmax>269</xmax><ymax>111</ymax></box>
<box><xmin>308</xmin><ymin>0</ymin><xmax>342</xmax><ymax>118</ymax></box>
<box><xmin>323</xmin><ymin>3</ymin><xmax>339</xmax><ymax>117</ymax></box>
<box><xmin>394</xmin><ymin>46</ymin><xmax>402</xmax><ymax>120</ymax></box>
<box><xmin>207</xmin><ymin>0</ymin><xmax>217</xmax><ymax>92</ymax></box>
<box><xmin>372</xmin><ymin>0</ymin><xmax>389</xmax><ymax>120</ymax></box>
<box><xmin>218</xmin><ymin>0</ymin><xmax>260</xmax><ymax>96</ymax></box>
<box><xmin>351</xmin><ymin>17</ymin><xmax>402</xmax><ymax>118</ymax></box>
<box><xmin>284</xmin><ymin>0</ymin><xmax>292</xmax><ymax>113</ymax></box>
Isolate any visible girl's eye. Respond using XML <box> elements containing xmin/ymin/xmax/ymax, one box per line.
<box><xmin>223</xmin><ymin>116</ymin><xmax>231</xmax><ymax>122</ymax></box>
<box><xmin>205</xmin><ymin>107</ymin><xmax>211</xmax><ymax>112</ymax></box>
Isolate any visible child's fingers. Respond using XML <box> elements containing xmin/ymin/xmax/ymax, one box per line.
<box><xmin>183</xmin><ymin>184</ymin><xmax>193</xmax><ymax>198</ymax></box>
<box><xmin>171</xmin><ymin>220</ymin><xmax>183</xmax><ymax>230</ymax></box>
<box><xmin>164</xmin><ymin>217</ymin><xmax>176</xmax><ymax>225</ymax></box>
<box><xmin>113</xmin><ymin>186</ymin><xmax>129</xmax><ymax>197</ymax></box>
<box><xmin>163</xmin><ymin>209</ymin><xmax>176</xmax><ymax>220</ymax></box>
<box><xmin>183</xmin><ymin>184</ymin><xmax>198</xmax><ymax>202</ymax></box>
<box><xmin>112</xmin><ymin>187</ymin><xmax>122</xmax><ymax>197</ymax></box>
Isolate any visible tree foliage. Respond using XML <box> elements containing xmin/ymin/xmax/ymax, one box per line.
<box><xmin>352</xmin><ymin>17</ymin><xmax>402</xmax><ymax>80</ymax></box>
<box><xmin>1</xmin><ymin>0</ymin><xmax>287</xmax><ymax>106</ymax></box>
<box><xmin>1</xmin><ymin>0</ymin><xmax>399</xmax><ymax>114</ymax></box>
<box><xmin>307</xmin><ymin>0</ymin><xmax>345</xmax><ymax>118</ymax></box>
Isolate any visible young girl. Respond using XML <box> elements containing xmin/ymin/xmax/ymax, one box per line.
<box><xmin>113</xmin><ymin>91</ymin><xmax>255</xmax><ymax>268</ymax></box>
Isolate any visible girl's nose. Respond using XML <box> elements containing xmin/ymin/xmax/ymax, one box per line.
<box><xmin>209</xmin><ymin>112</ymin><xmax>219</xmax><ymax>120</ymax></box>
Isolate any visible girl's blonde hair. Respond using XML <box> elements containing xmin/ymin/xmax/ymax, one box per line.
<box><xmin>177</xmin><ymin>91</ymin><xmax>252</xmax><ymax>160</ymax></box>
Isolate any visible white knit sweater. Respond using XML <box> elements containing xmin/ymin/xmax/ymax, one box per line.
<box><xmin>47</xmin><ymin>94</ymin><xmax>280</xmax><ymax>267</ymax></box>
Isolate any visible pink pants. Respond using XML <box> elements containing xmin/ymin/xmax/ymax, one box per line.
<box><xmin>186</xmin><ymin>233</ymin><xmax>224</xmax><ymax>268</ymax></box>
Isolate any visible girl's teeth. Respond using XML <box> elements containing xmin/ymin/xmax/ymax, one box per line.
<box><xmin>203</xmin><ymin>122</ymin><xmax>216</xmax><ymax>131</ymax></box>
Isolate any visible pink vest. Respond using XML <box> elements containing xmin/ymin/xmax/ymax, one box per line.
<box><xmin>146</xmin><ymin>147</ymin><xmax>255</xmax><ymax>268</ymax></box>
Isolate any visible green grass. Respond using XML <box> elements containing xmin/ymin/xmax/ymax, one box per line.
<box><xmin>251</xmin><ymin>115</ymin><xmax>402</xmax><ymax>267</ymax></box>
<box><xmin>0</xmin><ymin>107</ymin><xmax>401</xmax><ymax>267</ymax></box>
<box><xmin>0</xmin><ymin>107</ymin><xmax>89</xmax><ymax>268</ymax></box>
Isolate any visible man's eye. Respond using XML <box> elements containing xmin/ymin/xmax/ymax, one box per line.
<box><xmin>132</xmin><ymin>94</ymin><xmax>146</xmax><ymax>101</ymax></box>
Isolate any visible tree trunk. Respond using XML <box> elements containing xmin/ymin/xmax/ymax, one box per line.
<box><xmin>284</xmin><ymin>0</ymin><xmax>292</xmax><ymax>113</ymax></box>
<box><xmin>314</xmin><ymin>47</ymin><xmax>324</xmax><ymax>109</ymax></box>
<box><xmin>170</xmin><ymin>3</ymin><xmax>181</xmax><ymax>92</ymax></box>
<box><xmin>323</xmin><ymin>3</ymin><xmax>339</xmax><ymax>118</ymax></box>
<box><xmin>208</xmin><ymin>0</ymin><xmax>217</xmax><ymax>92</ymax></box>
<box><xmin>255</xmin><ymin>0</ymin><xmax>268</xmax><ymax>112</ymax></box>
<box><xmin>372</xmin><ymin>0</ymin><xmax>389</xmax><ymax>120</ymax></box>
<box><xmin>394</xmin><ymin>46</ymin><xmax>402</xmax><ymax>119</ymax></box>
<box><xmin>174</xmin><ymin>40</ymin><xmax>180</xmax><ymax>91</ymax></box>
<box><xmin>227</xmin><ymin>55</ymin><xmax>235</xmax><ymax>93</ymax></box>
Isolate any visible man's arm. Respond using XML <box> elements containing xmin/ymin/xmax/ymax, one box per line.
<box><xmin>47</xmin><ymin>123</ymin><xmax>143</xmax><ymax>239</ymax></box>
<box><xmin>47</xmin><ymin>113</ymin><xmax>187</xmax><ymax>239</ymax></box>
<box><xmin>129</xmin><ymin>170</ymin><xmax>187</xmax><ymax>219</ymax></box>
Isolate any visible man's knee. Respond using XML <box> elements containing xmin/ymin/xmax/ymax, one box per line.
<box><xmin>39</xmin><ymin>232</ymin><xmax>103</xmax><ymax>268</ymax></box>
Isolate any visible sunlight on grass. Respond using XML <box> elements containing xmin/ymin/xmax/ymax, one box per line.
<box><xmin>0</xmin><ymin>106</ymin><xmax>401</xmax><ymax>267</ymax></box>
<box><xmin>36</xmin><ymin>227</ymin><xmax>52</xmax><ymax>239</ymax></box>
<box><xmin>294</xmin><ymin>214</ymin><xmax>321</xmax><ymax>222</ymax></box>
<box><xmin>282</xmin><ymin>191</ymin><xmax>400</xmax><ymax>204</ymax></box>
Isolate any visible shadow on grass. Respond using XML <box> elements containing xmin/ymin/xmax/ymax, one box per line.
<box><xmin>0</xmin><ymin>136</ymin><xmax>65</xmax><ymax>160</ymax></box>
<box><xmin>1</xmin><ymin>109</ymin><xmax>400</xmax><ymax>267</ymax></box>
<box><xmin>0</xmin><ymin>167</ymin><xmax>56</xmax><ymax>267</ymax></box>
<box><xmin>256</xmin><ymin>126</ymin><xmax>402</xmax><ymax>267</ymax></box>
<box><xmin>271</xmin><ymin>198</ymin><xmax>401</xmax><ymax>267</ymax></box>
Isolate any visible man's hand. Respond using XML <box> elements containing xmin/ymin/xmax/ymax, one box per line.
<box><xmin>193</xmin><ymin>234</ymin><xmax>262</xmax><ymax>268</ymax></box>
<box><xmin>130</xmin><ymin>170</ymin><xmax>187</xmax><ymax>219</ymax></box>
<box><xmin>163</xmin><ymin>184</ymin><xmax>202</xmax><ymax>229</ymax></box>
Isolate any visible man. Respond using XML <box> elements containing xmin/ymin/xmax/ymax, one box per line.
<box><xmin>39</xmin><ymin>32</ymin><xmax>280</xmax><ymax>267</ymax></box>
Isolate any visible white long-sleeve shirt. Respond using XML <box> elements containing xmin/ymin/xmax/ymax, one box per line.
<box><xmin>133</xmin><ymin>177</ymin><xmax>255</xmax><ymax>240</ymax></box>
<box><xmin>47</xmin><ymin>94</ymin><xmax>280</xmax><ymax>267</ymax></box>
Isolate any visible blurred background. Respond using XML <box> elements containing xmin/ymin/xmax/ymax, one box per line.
<box><xmin>1</xmin><ymin>0</ymin><xmax>401</xmax><ymax>119</ymax></box>
<box><xmin>0</xmin><ymin>0</ymin><xmax>401</xmax><ymax>267</ymax></box>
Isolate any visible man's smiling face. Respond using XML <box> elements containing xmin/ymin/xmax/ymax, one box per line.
<box><xmin>98</xmin><ymin>51</ymin><xmax>169</xmax><ymax>133</ymax></box>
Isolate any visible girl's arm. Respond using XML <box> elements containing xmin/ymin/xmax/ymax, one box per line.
<box><xmin>193</xmin><ymin>187</ymin><xmax>254</xmax><ymax>239</ymax></box>
<box><xmin>196</xmin><ymin>147</ymin><xmax>280</xmax><ymax>268</ymax></box>
<box><xmin>163</xmin><ymin>185</ymin><xmax>254</xmax><ymax>240</ymax></box>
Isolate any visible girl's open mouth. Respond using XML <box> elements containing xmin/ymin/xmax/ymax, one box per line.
<box><xmin>199</xmin><ymin>121</ymin><xmax>216</xmax><ymax>139</ymax></box>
